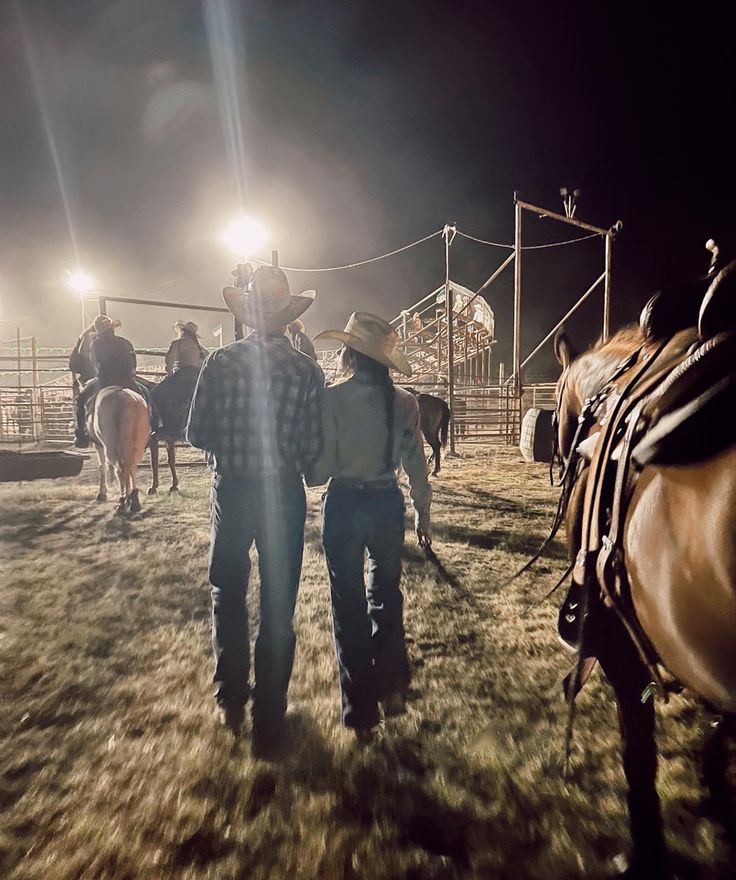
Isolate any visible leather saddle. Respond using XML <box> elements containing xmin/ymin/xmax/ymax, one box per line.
<box><xmin>558</xmin><ymin>258</ymin><xmax>736</xmax><ymax>664</ymax></box>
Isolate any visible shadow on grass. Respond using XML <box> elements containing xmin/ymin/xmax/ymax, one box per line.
<box><xmin>431</xmin><ymin>522</ymin><xmax>568</xmax><ymax>562</ymax></box>
<box><xmin>435</xmin><ymin>485</ymin><xmax>529</xmax><ymax>514</ymax></box>
<box><xmin>0</xmin><ymin>501</ymin><xmax>110</xmax><ymax>549</ymax></box>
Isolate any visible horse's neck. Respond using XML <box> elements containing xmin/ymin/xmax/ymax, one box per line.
<box><xmin>573</xmin><ymin>349</ymin><xmax>627</xmax><ymax>404</ymax></box>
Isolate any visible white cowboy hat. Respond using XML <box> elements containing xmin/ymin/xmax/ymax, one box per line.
<box><xmin>222</xmin><ymin>266</ymin><xmax>315</xmax><ymax>330</ymax></box>
<box><xmin>314</xmin><ymin>312</ymin><xmax>412</xmax><ymax>376</ymax></box>
<box><xmin>173</xmin><ymin>320</ymin><xmax>200</xmax><ymax>336</ymax></box>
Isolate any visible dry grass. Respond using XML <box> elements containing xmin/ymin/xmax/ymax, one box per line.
<box><xmin>0</xmin><ymin>447</ymin><xmax>731</xmax><ymax>879</ymax></box>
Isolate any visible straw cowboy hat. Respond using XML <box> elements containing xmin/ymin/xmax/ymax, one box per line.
<box><xmin>222</xmin><ymin>266</ymin><xmax>316</xmax><ymax>330</ymax></box>
<box><xmin>315</xmin><ymin>312</ymin><xmax>412</xmax><ymax>376</ymax></box>
<box><xmin>173</xmin><ymin>320</ymin><xmax>200</xmax><ymax>336</ymax></box>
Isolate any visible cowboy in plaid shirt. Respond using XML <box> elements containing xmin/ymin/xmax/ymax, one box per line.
<box><xmin>186</xmin><ymin>336</ymin><xmax>323</xmax><ymax>475</ymax></box>
<box><xmin>187</xmin><ymin>267</ymin><xmax>323</xmax><ymax>757</ymax></box>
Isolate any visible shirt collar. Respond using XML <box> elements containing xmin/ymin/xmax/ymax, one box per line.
<box><xmin>249</xmin><ymin>331</ymin><xmax>289</xmax><ymax>345</ymax></box>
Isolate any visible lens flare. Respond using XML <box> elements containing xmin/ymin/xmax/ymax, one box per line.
<box><xmin>66</xmin><ymin>270</ymin><xmax>95</xmax><ymax>296</ymax></box>
<box><xmin>222</xmin><ymin>216</ymin><xmax>268</xmax><ymax>258</ymax></box>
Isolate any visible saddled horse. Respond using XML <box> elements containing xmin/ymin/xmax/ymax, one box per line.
<box><xmin>552</xmin><ymin>264</ymin><xmax>736</xmax><ymax>876</ymax></box>
<box><xmin>135</xmin><ymin>375</ymin><xmax>186</xmax><ymax>494</ymax></box>
<box><xmin>88</xmin><ymin>387</ymin><xmax>150</xmax><ymax>514</ymax></box>
<box><xmin>405</xmin><ymin>388</ymin><xmax>451</xmax><ymax>475</ymax></box>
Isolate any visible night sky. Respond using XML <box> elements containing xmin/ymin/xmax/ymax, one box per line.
<box><xmin>1</xmin><ymin>0</ymin><xmax>734</xmax><ymax>378</ymax></box>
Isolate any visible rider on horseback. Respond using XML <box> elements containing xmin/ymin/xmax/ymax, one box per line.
<box><xmin>68</xmin><ymin>322</ymin><xmax>99</xmax><ymax>386</ymax></box>
<box><xmin>150</xmin><ymin>321</ymin><xmax>207</xmax><ymax>440</ymax></box>
<box><xmin>74</xmin><ymin>315</ymin><xmax>149</xmax><ymax>448</ymax></box>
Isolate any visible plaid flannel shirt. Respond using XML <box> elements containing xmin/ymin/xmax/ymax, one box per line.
<box><xmin>186</xmin><ymin>333</ymin><xmax>324</xmax><ymax>477</ymax></box>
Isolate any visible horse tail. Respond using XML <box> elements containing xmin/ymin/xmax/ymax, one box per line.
<box><xmin>121</xmin><ymin>391</ymin><xmax>151</xmax><ymax>472</ymax></box>
<box><xmin>440</xmin><ymin>402</ymin><xmax>450</xmax><ymax>448</ymax></box>
<box><xmin>96</xmin><ymin>388</ymin><xmax>150</xmax><ymax>489</ymax></box>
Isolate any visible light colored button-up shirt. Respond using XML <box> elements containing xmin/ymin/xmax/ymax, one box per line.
<box><xmin>306</xmin><ymin>373</ymin><xmax>431</xmax><ymax>528</ymax></box>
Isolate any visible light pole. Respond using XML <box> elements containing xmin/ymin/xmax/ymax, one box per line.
<box><xmin>559</xmin><ymin>187</ymin><xmax>581</xmax><ymax>219</ymax></box>
<box><xmin>222</xmin><ymin>216</ymin><xmax>269</xmax><ymax>340</ymax></box>
<box><xmin>66</xmin><ymin>269</ymin><xmax>96</xmax><ymax>334</ymax></box>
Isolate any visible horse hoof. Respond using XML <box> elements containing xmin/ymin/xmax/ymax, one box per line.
<box><xmin>96</xmin><ymin>493</ymin><xmax>107</xmax><ymax>503</ymax></box>
<box><xmin>147</xmin><ymin>486</ymin><xmax>157</xmax><ymax>495</ymax></box>
<box><xmin>114</xmin><ymin>503</ymin><xmax>126</xmax><ymax>516</ymax></box>
<box><xmin>129</xmin><ymin>490</ymin><xmax>141</xmax><ymax>514</ymax></box>
<box><xmin>169</xmin><ymin>485</ymin><xmax>179</xmax><ymax>493</ymax></box>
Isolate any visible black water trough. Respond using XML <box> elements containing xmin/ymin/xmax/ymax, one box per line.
<box><xmin>0</xmin><ymin>450</ymin><xmax>88</xmax><ymax>482</ymax></box>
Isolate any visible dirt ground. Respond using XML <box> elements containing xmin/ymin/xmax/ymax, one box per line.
<box><xmin>0</xmin><ymin>445</ymin><xmax>731</xmax><ymax>879</ymax></box>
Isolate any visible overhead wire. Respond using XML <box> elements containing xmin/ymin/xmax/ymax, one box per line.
<box><xmin>456</xmin><ymin>230</ymin><xmax>602</xmax><ymax>250</ymax></box>
<box><xmin>248</xmin><ymin>226</ymin><xmax>601</xmax><ymax>274</ymax></box>
<box><xmin>251</xmin><ymin>229</ymin><xmax>444</xmax><ymax>273</ymax></box>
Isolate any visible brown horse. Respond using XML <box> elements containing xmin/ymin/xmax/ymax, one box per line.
<box><xmin>554</xmin><ymin>317</ymin><xmax>736</xmax><ymax>877</ymax></box>
<box><xmin>146</xmin><ymin>433</ymin><xmax>180</xmax><ymax>494</ymax></box>
<box><xmin>405</xmin><ymin>388</ymin><xmax>450</xmax><ymax>475</ymax></box>
<box><xmin>135</xmin><ymin>375</ymin><xmax>185</xmax><ymax>494</ymax></box>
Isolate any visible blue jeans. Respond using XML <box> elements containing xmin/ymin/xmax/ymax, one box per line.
<box><xmin>209</xmin><ymin>473</ymin><xmax>306</xmax><ymax>729</ymax></box>
<box><xmin>321</xmin><ymin>483</ymin><xmax>410</xmax><ymax>728</ymax></box>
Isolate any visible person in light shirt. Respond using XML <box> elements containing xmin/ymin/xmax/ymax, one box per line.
<box><xmin>307</xmin><ymin>312</ymin><xmax>431</xmax><ymax>742</ymax></box>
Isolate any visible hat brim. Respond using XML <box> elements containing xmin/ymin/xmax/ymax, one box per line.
<box><xmin>314</xmin><ymin>329</ymin><xmax>412</xmax><ymax>376</ymax></box>
<box><xmin>223</xmin><ymin>287</ymin><xmax>316</xmax><ymax>329</ymax></box>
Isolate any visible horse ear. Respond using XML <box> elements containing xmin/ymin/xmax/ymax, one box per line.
<box><xmin>553</xmin><ymin>328</ymin><xmax>577</xmax><ymax>368</ymax></box>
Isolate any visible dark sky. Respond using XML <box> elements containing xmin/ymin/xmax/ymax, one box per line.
<box><xmin>1</xmin><ymin>0</ymin><xmax>734</xmax><ymax>378</ymax></box>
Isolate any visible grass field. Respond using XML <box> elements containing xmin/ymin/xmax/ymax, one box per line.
<box><xmin>0</xmin><ymin>446</ymin><xmax>731</xmax><ymax>879</ymax></box>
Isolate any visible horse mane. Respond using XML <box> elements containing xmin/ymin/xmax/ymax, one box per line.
<box><xmin>571</xmin><ymin>323</ymin><xmax>644</xmax><ymax>404</ymax></box>
<box><xmin>591</xmin><ymin>323</ymin><xmax>643</xmax><ymax>354</ymax></box>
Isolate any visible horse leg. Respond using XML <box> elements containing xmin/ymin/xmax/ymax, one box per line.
<box><xmin>126</xmin><ymin>459</ymin><xmax>141</xmax><ymax>513</ymax></box>
<box><xmin>147</xmin><ymin>436</ymin><xmax>159</xmax><ymax>494</ymax></box>
<box><xmin>114</xmin><ymin>465</ymin><xmax>127</xmax><ymax>515</ymax></box>
<box><xmin>95</xmin><ymin>444</ymin><xmax>108</xmax><ymax>503</ymax></box>
<box><xmin>432</xmin><ymin>439</ymin><xmax>441</xmax><ymax>475</ymax></box>
<box><xmin>128</xmin><ymin>484</ymin><xmax>141</xmax><ymax>514</ymax></box>
<box><xmin>595</xmin><ymin>615</ymin><xmax>669</xmax><ymax>878</ymax></box>
<box><xmin>167</xmin><ymin>439</ymin><xmax>179</xmax><ymax>492</ymax></box>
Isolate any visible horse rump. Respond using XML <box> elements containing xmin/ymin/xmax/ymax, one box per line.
<box><xmin>92</xmin><ymin>387</ymin><xmax>150</xmax><ymax>510</ymax></box>
<box><xmin>415</xmin><ymin>392</ymin><xmax>451</xmax><ymax>474</ymax></box>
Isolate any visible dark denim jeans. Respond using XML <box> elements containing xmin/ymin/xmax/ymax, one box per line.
<box><xmin>209</xmin><ymin>473</ymin><xmax>306</xmax><ymax>729</ymax></box>
<box><xmin>322</xmin><ymin>483</ymin><xmax>411</xmax><ymax>728</ymax></box>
